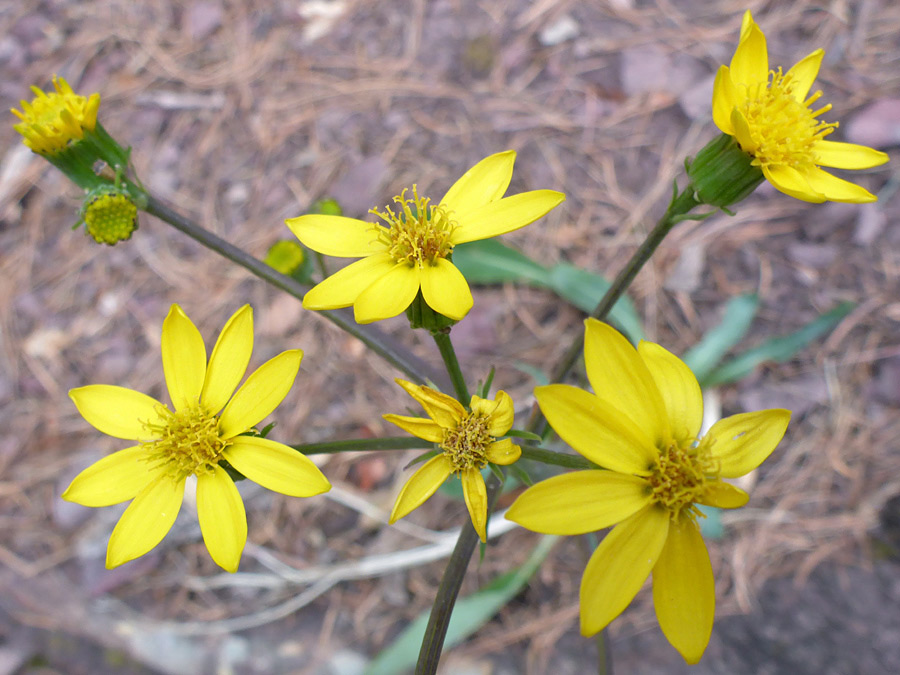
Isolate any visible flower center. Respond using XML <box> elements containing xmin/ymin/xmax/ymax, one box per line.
<box><xmin>647</xmin><ymin>440</ymin><xmax>717</xmax><ymax>520</ymax></box>
<box><xmin>370</xmin><ymin>186</ymin><xmax>456</xmax><ymax>267</ymax></box>
<box><xmin>738</xmin><ymin>67</ymin><xmax>838</xmax><ymax>169</ymax></box>
<box><xmin>141</xmin><ymin>404</ymin><xmax>227</xmax><ymax>482</ymax></box>
<box><xmin>441</xmin><ymin>411</ymin><xmax>492</xmax><ymax>472</ymax></box>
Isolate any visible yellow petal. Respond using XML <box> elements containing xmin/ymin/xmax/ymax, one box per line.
<box><xmin>161</xmin><ymin>304</ymin><xmax>207</xmax><ymax>410</ymax></box>
<box><xmin>285</xmin><ymin>214</ymin><xmax>386</xmax><ymax>257</ymax></box>
<box><xmin>652</xmin><ymin>513</ymin><xmax>714</xmax><ymax>665</ymax></box>
<box><xmin>785</xmin><ymin>49</ymin><xmax>823</xmax><ymax>102</ymax></box>
<box><xmin>580</xmin><ymin>505</ymin><xmax>670</xmax><ymax>636</ymax></box>
<box><xmin>439</xmin><ymin>150</ymin><xmax>515</xmax><ymax>217</ymax></box>
<box><xmin>196</xmin><ymin>465</ymin><xmax>247</xmax><ymax>572</ymax></box>
<box><xmin>762</xmin><ymin>164</ymin><xmax>825</xmax><ymax>203</ymax></box>
<box><xmin>485</xmin><ymin>438</ymin><xmax>520</xmax><ymax>465</ymax></box>
<box><xmin>584</xmin><ymin>320</ymin><xmax>670</xmax><ymax>447</ymax></box>
<box><xmin>535</xmin><ymin>384</ymin><xmax>656</xmax><ymax>474</ymax></box>
<box><xmin>711</xmin><ymin>65</ymin><xmax>737</xmax><ymax>134</ymax></box>
<box><xmin>106</xmin><ymin>475</ymin><xmax>185</xmax><ymax>568</ymax></box>
<box><xmin>814</xmin><ymin>140</ymin><xmax>890</xmax><ymax>170</ymax></box>
<box><xmin>303</xmin><ymin>252</ymin><xmax>397</xmax><ymax>311</ymax></box>
<box><xmin>218</xmin><ymin>349</ymin><xmax>302</xmax><ymax>439</ymax></box>
<box><xmin>638</xmin><ymin>341</ymin><xmax>703</xmax><ymax>443</ymax></box>
<box><xmin>451</xmin><ymin>190</ymin><xmax>566</xmax><ymax>244</ymax></box>
<box><xmin>394</xmin><ymin>379</ymin><xmax>466</xmax><ymax>429</ymax></box>
<box><xmin>730</xmin><ymin>22</ymin><xmax>768</xmax><ymax>87</ymax></box>
<box><xmin>706</xmin><ymin>408</ymin><xmax>790</xmax><ymax>478</ymax></box>
<box><xmin>739</xmin><ymin>10</ymin><xmax>755</xmax><ymax>40</ymax></box>
<box><xmin>223</xmin><ymin>436</ymin><xmax>331</xmax><ymax>497</ymax></box>
<box><xmin>729</xmin><ymin>107</ymin><xmax>758</xmax><ymax>154</ymax></box>
<box><xmin>70</xmin><ymin>385</ymin><xmax>164</xmax><ymax>441</ymax></box>
<box><xmin>470</xmin><ymin>390</ymin><xmax>514</xmax><ymax>436</ymax></box>
<box><xmin>354</xmin><ymin>263</ymin><xmax>420</xmax><ymax>323</ymax></box>
<box><xmin>698</xmin><ymin>481</ymin><xmax>749</xmax><ymax>509</ymax></box>
<box><xmin>389</xmin><ymin>454</ymin><xmax>453</xmax><ymax>523</ymax></box>
<box><xmin>383</xmin><ymin>413</ymin><xmax>445</xmax><ymax>443</ymax></box>
<box><xmin>420</xmin><ymin>259</ymin><xmax>473</xmax><ymax>320</ymax></box>
<box><xmin>62</xmin><ymin>446</ymin><xmax>160</xmax><ymax>507</ymax></box>
<box><xmin>506</xmin><ymin>471</ymin><xmax>650</xmax><ymax>535</ymax></box>
<box><xmin>461</xmin><ymin>467</ymin><xmax>488</xmax><ymax>542</ymax></box>
<box><xmin>201</xmin><ymin>305</ymin><xmax>253</xmax><ymax>414</ymax></box>
<box><xmin>804</xmin><ymin>165</ymin><xmax>878</xmax><ymax>204</ymax></box>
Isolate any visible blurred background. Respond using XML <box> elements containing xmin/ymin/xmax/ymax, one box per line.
<box><xmin>1</xmin><ymin>0</ymin><xmax>899</xmax><ymax>673</ymax></box>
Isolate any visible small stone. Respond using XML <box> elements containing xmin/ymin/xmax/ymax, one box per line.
<box><xmin>538</xmin><ymin>15</ymin><xmax>579</xmax><ymax>47</ymax></box>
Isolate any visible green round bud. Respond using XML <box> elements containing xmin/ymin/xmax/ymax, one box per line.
<box><xmin>81</xmin><ymin>189</ymin><xmax>138</xmax><ymax>245</ymax></box>
<box><xmin>686</xmin><ymin>133</ymin><xmax>765</xmax><ymax>209</ymax></box>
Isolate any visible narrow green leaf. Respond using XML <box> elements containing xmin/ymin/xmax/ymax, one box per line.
<box><xmin>505</xmin><ymin>429</ymin><xmax>543</xmax><ymax>441</ymax></box>
<box><xmin>513</xmin><ymin>361</ymin><xmax>549</xmax><ymax>386</ymax></box>
<box><xmin>682</xmin><ymin>294</ymin><xmax>759</xmax><ymax>381</ymax></box>
<box><xmin>701</xmin><ymin>301</ymin><xmax>854</xmax><ymax>387</ymax></box>
<box><xmin>452</xmin><ymin>239</ymin><xmax>549</xmax><ymax>285</ymax></box>
<box><xmin>480</xmin><ymin>366</ymin><xmax>496</xmax><ymax>398</ymax></box>
<box><xmin>365</xmin><ymin>536</ymin><xmax>559</xmax><ymax>675</ymax></box>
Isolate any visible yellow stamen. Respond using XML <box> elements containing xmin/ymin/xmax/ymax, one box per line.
<box><xmin>441</xmin><ymin>411</ymin><xmax>492</xmax><ymax>472</ymax></box>
<box><xmin>737</xmin><ymin>68</ymin><xmax>838</xmax><ymax>169</ymax></box>
<box><xmin>647</xmin><ymin>440</ymin><xmax>717</xmax><ymax>520</ymax></box>
<box><xmin>370</xmin><ymin>186</ymin><xmax>456</xmax><ymax>267</ymax></box>
<box><xmin>141</xmin><ymin>405</ymin><xmax>227</xmax><ymax>481</ymax></box>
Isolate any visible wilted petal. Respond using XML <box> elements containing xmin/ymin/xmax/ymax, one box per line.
<box><xmin>506</xmin><ymin>471</ymin><xmax>650</xmax><ymax>535</ymax></box>
<box><xmin>383</xmin><ymin>413</ymin><xmax>445</xmax><ymax>443</ymax></box>
<box><xmin>485</xmin><ymin>438</ymin><xmax>520</xmax><ymax>466</ymax></box>
<box><xmin>106</xmin><ymin>475</ymin><xmax>185</xmax><ymax>568</ymax></box>
<box><xmin>394</xmin><ymin>379</ymin><xmax>465</xmax><ymax>429</ymax></box>
<box><xmin>698</xmin><ymin>481</ymin><xmax>749</xmax><ymax>509</ymax></box>
<box><xmin>197</xmin><ymin>465</ymin><xmax>247</xmax><ymax>573</ymax></box>
<box><xmin>580</xmin><ymin>506</ymin><xmax>670</xmax><ymax>636</ymax></box>
<box><xmin>652</xmin><ymin>513</ymin><xmax>714</xmax><ymax>664</ymax></box>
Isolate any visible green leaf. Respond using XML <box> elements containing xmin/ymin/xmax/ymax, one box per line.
<box><xmin>701</xmin><ymin>302</ymin><xmax>854</xmax><ymax>387</ymax></box>
<box><xmin>452</xmin><ymin>239</ymin><xmax>549</xmax><ymax>285</ymax></box>
<box><xmin>682</xmin><ymin>294</ymin><xmax>759</xmax><ymax>381</ymax></box>
<box><xmin>365</xmin><ymin>535</ymin><xmax>558</xmax><ymax>675</ymax></box>
<box><xmin>452</xmin><ymin>240</ymin><xmax>644</xmax><ymax>342</ymax></box>
<box><xmin>513</xmin><ymin>361</ymin><xmax>549</xmax><ymax>386</ymax></box>
<box><xmin>505</xmin><ymin>429</ymin><xmax>543</xmax><ymax>441</ymax></box>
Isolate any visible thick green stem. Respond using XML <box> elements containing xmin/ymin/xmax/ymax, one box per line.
<box><xmin>528</xmin><ymin>186</ymin><xmax>699</xmax><ymax>434</ymax></box>
<box><xmin>142</xmin><ymin>194</ymin><xmax>449</xmax><ymax>389</ymax></box>
<box><xmin>432</xmin><ymin>330</ymin><xmax>470</xmax><ymax>403</ymax></box>
<box><xmin>291</xmin><ymin>436</ymin><xmax>430</xmax><ymax>455</ymax></box>
<box><xmin>416</xmin><ymin>473</ymin><xmax>503</xmax><ymax>675</ymax></box>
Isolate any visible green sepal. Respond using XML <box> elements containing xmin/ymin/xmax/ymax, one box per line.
<box><xmin>685</xmin><ymin>133</ymin><xmax>765</xmax><ymax>208</ymax></box>
<box><xmin>405</xmin><ymin>290</ymin><xmax>458</xmax><ymax>332</ymax></box>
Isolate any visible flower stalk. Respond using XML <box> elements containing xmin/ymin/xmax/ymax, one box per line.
<box><xmin>431</xmin><ymin>330</ymin><xmax>470</xmax><ymax>403</ymax></box>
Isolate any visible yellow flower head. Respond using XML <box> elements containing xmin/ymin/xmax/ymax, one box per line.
<box><xmin>286</xmin><ymin>151</ymin><xmax>565</xmax><ymax>324</ymax></box>
<box><xmin>506</xmin><ymin>319</ymin><xmax>790</xmax><ymax>664</ymax></box>
<box><xmin>383</xmin><ymin>380</ymin><xmax>521</xmax><ymax>541</ymax></box>
<box><xmin>63</xmin><ymin>304</ymin><xmax>330</xmax><ymax>572</ymax></box>
<box><xmin>712</xmin><ymin>11</ymin><xmax>888</xmax><ymax>203</ymax></box>
<box><xmin>11</xmin><ymin>76</ymin><xmax>100</xmax><ymax>155</ymax></box>
<box><xmin>82</xmin><ymin>190</ymin><xmax>139</xmax><ymax>245</ymax></box>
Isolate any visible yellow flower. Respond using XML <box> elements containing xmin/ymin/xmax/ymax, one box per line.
<box><xmin>712</xmin><ymin>10</ymin><xmax>888</xmax><ymax>203</ymax></box>
<box><xmin>506</xmin><ymin>319</ymin><xmax>790</xmax><ymax>663</ymax></box>
<box><xmin>63</xmin><ymin>304</ymin><xmax>330</xmax><ymax>572</ymax></box>
<box><xmin>286</xmin><ymin>151</ymin><xmax>565</xmax><ymax>323</ymax></box>
<box><xmin>383</xmin><ymin>380</ymin><xmax>521</xmax><ymax>541</ymax></box>
<box><xmin>11</xmin><ymin>76</ymin><xmax>100</xmax><ymax>155</ymax></box>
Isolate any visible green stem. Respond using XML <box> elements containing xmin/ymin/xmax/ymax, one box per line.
<box><xmin>314</xmin><ymin>250</ymin><xmax>329</xmax><ymax>280</ymax></box>
<box><xmin>291</xmin><ymin>436</ymin><xmax>430</xmax><ymax>455</ymax></box>
<box><xmin>520</xmin><ymin>446</ymin><xmax>597</xmax><ymax>470</ymax></box>
<box><xmin>142</xmin><ymin>194</ymin><xmax>449</xmax><ymax>389</ymax></box>
<box><xmin>416</xmin><ymin>472</ymin><xmax>504</xmax><ymax>675</ymax></box>
<box><xmin>528</xmin><ymin>186</ymin><xmax>699</xmax><ymax>434</ymax></box>
<box><xmin>432</xmin><ymin>330</ymin><xmax>470</xmax><ymax>403</ymax></box>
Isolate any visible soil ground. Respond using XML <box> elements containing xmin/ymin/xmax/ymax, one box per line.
<box><xmin>2</xmin><ymin>1</ymin><xmax>899</xmax><ymax>673</ymax></box>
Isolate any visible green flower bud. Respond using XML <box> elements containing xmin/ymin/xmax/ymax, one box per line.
<box><xmin>80</xmin><ymin>187</ymin><xmax>138</xmax><ymax>245</ymax></box>
<box><xmin>405</xmin><ymin>290</ymin><xmax>458</xmax><ymax>333</ymax></box>
<box><xmin>686</xmin><ymin>133</ymin><xmax>765</xmax><ymax>209</ymax></box>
